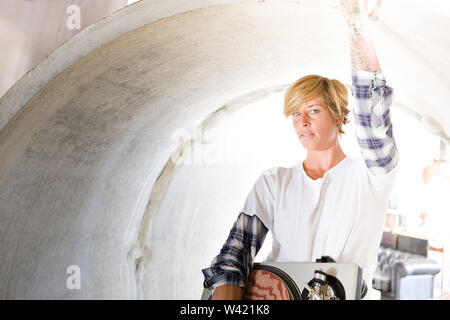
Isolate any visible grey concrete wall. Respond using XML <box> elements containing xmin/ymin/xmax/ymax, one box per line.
<box><xmin>0</xmin><ymin>0</ymin><xmax>129</xmax><ymax>101</ymax></box>
<box><xmin>0</xmin><ymin>0</ymin><xmax>448</xmax><ymax>299</ymax></box>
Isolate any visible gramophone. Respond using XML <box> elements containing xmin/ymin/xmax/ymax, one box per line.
<box><xmin>201</xmin><ymin>256</ymin><xmax>367</xmax><ymax>300</ymax></box>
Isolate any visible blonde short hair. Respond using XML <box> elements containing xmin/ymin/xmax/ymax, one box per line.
<box><xmin>283</xmin><ymin>75</ymin><xmax>350</xmax><ymax>135</ymax></box>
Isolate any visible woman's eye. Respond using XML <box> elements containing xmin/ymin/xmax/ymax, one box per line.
<box><xmin>292</xmin><ymin>108</ymin><xmax>319</xmax><ymax>117</ymax></box>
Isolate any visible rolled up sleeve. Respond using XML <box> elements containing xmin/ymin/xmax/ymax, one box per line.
<box><xmin>201</xmin><ymin>212</ymin><xmax>268</xmax><ymax>292</ymax></box>
<box><xmin>351</xmin><ymin>69</ymin><xmax>399</xmax><ymax>176</ymax></box>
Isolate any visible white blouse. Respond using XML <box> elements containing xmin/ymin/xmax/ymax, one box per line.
<box><xmin>240</xmin><ymin>155</ymin><xmax>399</xmax><ymax>299</ymax></box>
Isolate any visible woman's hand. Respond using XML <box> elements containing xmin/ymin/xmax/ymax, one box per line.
<box><xmin>212</xmin><ymin>285</ymin><xmax>244</xmax><ymax>300</ymax></box>
<box><xmin>339</xmin><ymin>0</ymin><xmax>362</xmax><ymax>27</ymax></box>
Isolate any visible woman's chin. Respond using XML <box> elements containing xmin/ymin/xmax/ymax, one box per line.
<box><xmin>301</xmin><ymin>144</ymin><xmax>317</xmax><ymax>151</ymax></box>
<box><xmin>299</xmin><ymin>140</ymin><xmax>316</xmax><ymax>149</ymax></box>
<box><xmin>300</xmin><ymin>142</ymin><xmax>325</xmax><ymax>152</ymax></box>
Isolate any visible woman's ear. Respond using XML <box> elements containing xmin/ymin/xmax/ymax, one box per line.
<box><xmin>337</xmin><ymin>113</ymin><xmax>345</xmax><ymax>126</ymax></box>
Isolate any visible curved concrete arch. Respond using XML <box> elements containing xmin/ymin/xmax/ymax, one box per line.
<box><xmin>0</xmin><ymin>0</ymin><xmax>449</xmax><ymax>299</ymax></box>
<box><xmin>0</xmin><ymin>0</ymin><xmax>255</xmax><ymax>132</ymax></box>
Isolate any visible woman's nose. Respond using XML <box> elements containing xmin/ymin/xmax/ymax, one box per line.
<box><xmin>300</xmin><ymin>114</ymin><xmax>311</xmax><ymax>126</ymax></box>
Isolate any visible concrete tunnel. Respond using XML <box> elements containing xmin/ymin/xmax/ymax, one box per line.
<box><xmin>0</xmin><ymin>0</ymin><xmax>449</xmax><ymax>299</ymax></box>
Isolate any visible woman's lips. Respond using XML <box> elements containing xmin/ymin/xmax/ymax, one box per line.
<box><xmin>300</xmin><ymin>133</ymin><xmax>314</xmax><ymax>138</ymax></box>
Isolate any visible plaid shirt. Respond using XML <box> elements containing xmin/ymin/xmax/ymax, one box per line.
<box><xmin>202</xmin><ymin>70</ymin><xmax>399</xmax><ymax>292</ymax></box>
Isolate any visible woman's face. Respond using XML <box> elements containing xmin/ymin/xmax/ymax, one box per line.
<box><xmin>292</xmin><ymin>96</ymin><xmax>339</xmax><ymax>151</ymax></box>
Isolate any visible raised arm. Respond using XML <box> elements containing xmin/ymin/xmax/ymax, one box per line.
<box><xmin>340</xmin><ymin>0</ymin><xmax>399</xmax><ymax>177</ymax></box>
<box><xmin>340</xmin><ymin>0</ymin><xmax>380</xmax><ymax>73</ymax></box>
<box><xmin>201</xmin><ymin>212</ymin><xmax>268</xmax><ymax>299</ymax></box>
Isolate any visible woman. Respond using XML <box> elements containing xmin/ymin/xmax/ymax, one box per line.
<box><xmin>202</xmin><ymin>0</ymin><xmax>399</xmax><ymax>300</ymax></box>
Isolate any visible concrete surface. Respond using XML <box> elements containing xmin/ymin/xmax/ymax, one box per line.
<box><xmin>0</xmin><ymin>0</ymin><xmax>448</xmax><ymax>299</ymax></box>
<box><xmin>0</xmin><ymin>0</ymin><xmax>128</xmax><ymax>103</ymax></box>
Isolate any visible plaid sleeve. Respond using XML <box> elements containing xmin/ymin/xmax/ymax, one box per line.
<box><xmin>351</xmin><ymin>69</ymin><xmax>399</xmax><ymax>176</ymax></box>
<box><xmin>201</xmin><ymin>212</ymin><xmax>269</xmax><ymax>292</ymax></box>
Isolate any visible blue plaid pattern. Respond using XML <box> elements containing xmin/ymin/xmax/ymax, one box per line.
<box><xmin>202</xmin><ymin>70</ymin><xmax>399</xmax><ymax>292</ymax></box>
<box><xmin>351</xmin><ymin>69</ymin><xmax>399</xmax><ymax>175</ymax></box>
<box><xmin>202</xmin><ymin>212</ymin><xmax>268</xmax><ymax>291</ymax></box>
